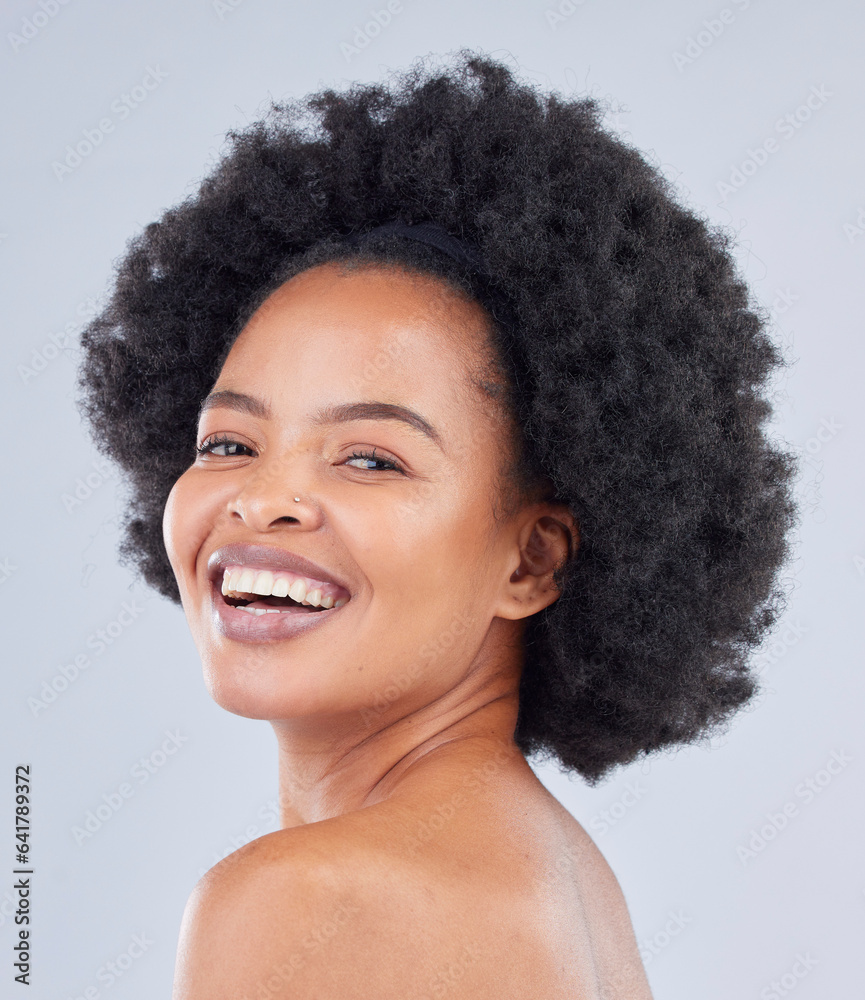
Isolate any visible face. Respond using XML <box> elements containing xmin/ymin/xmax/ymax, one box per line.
<box><xmin>163</xmin><ymin>262</ymin><xmax>546</xmax><ymax>727</ymax></box>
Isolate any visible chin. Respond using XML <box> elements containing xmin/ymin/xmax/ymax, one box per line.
<box><xmin>199</xmin><ymin>650</ymin><xmax>346</xmax><ymax>722</ymax></box>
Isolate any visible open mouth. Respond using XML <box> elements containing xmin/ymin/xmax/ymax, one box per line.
<box><xmin>223</xmin><ymin>592</ymin><xmax>327</xmax><ymax>615</ymax></box>
<box><xmin>216</xmin><ymin>564</ymin><xmax>350</xmax><ymax>616</ymax></box>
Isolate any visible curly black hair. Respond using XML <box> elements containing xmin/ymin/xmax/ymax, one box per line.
<box><xmin>76</xmin><ymin>50</ymin><xmax>798</xmax><ymax>785</ymax></box>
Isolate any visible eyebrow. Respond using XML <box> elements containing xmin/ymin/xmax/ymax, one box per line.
<box><xmin>197</xmin><ymin>389</ymin><xmax>444</xmax><ymax>450</ymax></box>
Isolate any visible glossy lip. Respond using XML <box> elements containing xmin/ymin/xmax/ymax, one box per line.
<box><xmin>206</xmin><ymin>543</ymin><xmax>353</xmax><ymax>645</ymax></box>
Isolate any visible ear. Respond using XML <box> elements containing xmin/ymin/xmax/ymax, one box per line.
<box><xmin>495</xmin><ymin>504</ymin><xmax>579</xmax><ymax>621</ymax></box>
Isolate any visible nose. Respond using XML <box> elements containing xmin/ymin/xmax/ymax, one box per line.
<box><xmin>226</xmin><ymin>450</ymin><xmax>322</xmax><ymax>532</ymax></box>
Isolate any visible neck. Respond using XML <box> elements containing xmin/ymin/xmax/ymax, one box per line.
<box><xmin>270</xmin><ymin>651</ymin><xmax>524</xmax><ymax>828</ymax></box>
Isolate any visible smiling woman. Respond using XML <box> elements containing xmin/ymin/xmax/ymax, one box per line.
<box><xmin>75</xmin><ymin>50</ymin><xmax>797</xmax><ymax>999</ymax></box>
<box><xmin>163</xmin><ymin>263</ymin><xmax>552</xmax><ymax>722</ymax></box>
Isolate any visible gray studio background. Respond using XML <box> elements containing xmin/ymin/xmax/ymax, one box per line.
<box><xmin>1</xmin><ymin>0</ymin><xmax>863</xmax><ymax>997</ymax></box>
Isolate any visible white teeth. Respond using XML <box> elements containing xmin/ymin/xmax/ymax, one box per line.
<box><xmin>288</xmin><ymin>579</ymin><xmax>308</xmax><ymax>603</ymax></box>
<box><xmin>240</xmin><ymin>606</ymin><xmax>302</xmax><ymax>615</ymax></box>
<box><xmin>220</xmin><ymin>564</ymin><xmax>348</xmax><ymax>610</ymax></box>
<box><xmin>251</xmin><ymin>570</ymin><xmax>274</xmax><ymax>595</ymax></box>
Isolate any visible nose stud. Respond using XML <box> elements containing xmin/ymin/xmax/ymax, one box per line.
<box><xmin>293</xmin><ymin>497</ymin><xmax>300</xmax><ymax>502</ymax></box>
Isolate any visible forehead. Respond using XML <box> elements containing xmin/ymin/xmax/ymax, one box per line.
<box><xmin>220</xmin><ymin>262</ymin><xmax>502</xmax><ymax>421</ymax></box>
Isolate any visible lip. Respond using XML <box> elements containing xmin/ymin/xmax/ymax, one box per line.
<box><xmin>206</xmin><ymin>542</ymin><xmax>352</xmax><ymax>644</ymax></box>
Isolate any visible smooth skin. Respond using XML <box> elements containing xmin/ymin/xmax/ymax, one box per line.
<box><xmin>164</xmin><ymin>262</ymin><xmax>654</xmax><ymax>999</ymax></box>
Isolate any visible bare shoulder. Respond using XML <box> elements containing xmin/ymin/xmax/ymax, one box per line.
<box><xmin>172</xmin><ymin>786</ymin><xmax>654</xmax><ymax>999</ymax></box>
<box><xmin>172</xmin><ymin>804</ymin><xmax>481</xmax><ymax>999</ymax></box>
<box><xmin>172</xmin><ymin>804</ymin><xmax>547</xmax><ymax>999</ymax></box>
<box><xmin>535</xmin><ymin>789</ymin><xmax>656</xmax><ymax>999</ymax></box>
<box><xmin>171</xmin><ymin>814</ymin><xmax>383</xmax><ymax>999</ymax></box>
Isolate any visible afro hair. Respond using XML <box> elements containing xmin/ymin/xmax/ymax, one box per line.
<box><xmin>76</xmin><ymin>50</ymin><xmax>799</xmax><ymax>785</ymax></box>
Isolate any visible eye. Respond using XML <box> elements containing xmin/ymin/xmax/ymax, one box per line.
<box><xmin>197</xmin><ymin>433</ymin><xmax>254</xmax><ymax>458</ymax></box>
<box><xmin>344</xmin><ymin>448</ymin><xmax>405</xmax><ymax>474</ymax></box>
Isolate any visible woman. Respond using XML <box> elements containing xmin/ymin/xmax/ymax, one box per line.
<box><xmin>77</xmin><ymin>51</ymin><xmax>797</xmax><ymax>998</ymax></box>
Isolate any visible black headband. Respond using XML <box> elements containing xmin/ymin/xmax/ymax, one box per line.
<box><xmin>343</xmin><ymin>219</ymin><xmax>487</xmax><ymax>275</ymax></box>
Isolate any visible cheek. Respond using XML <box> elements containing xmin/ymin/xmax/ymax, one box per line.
<box><xmin>370</xmin><ymin>489</ymin><xmax>495</xmax><ymax>627</ymax></box>
<box><xmin>162</xmin><ymin>471</ymin><xmax>213</xmax><ymax>592</ymax></box>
